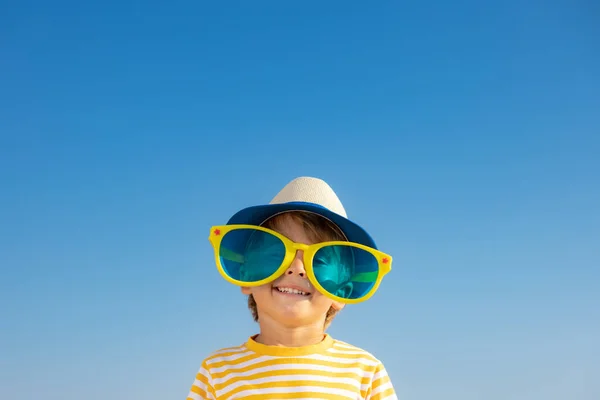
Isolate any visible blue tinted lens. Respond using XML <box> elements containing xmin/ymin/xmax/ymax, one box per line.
<box><xmin>313</xmin><ymin>245</ymin><xmax>379</xmax><ymax>299</ymax></box>
<box><xmin>219</xmin><ymin>229</ymin><xmax>285</xmax><ymax>283</ymax></box>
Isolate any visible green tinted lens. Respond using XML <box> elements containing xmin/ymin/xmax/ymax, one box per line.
<box><xmin>312</xmin><ymin>244</ymin><xmax>379</xmax><ymax>299</ymax></box>
<box><xmin>219</xmin><ymin>229</ymin><xmax>286</xmax><ymax>283</ymax></box>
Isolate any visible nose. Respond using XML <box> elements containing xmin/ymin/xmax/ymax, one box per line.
<box><xmin>285</xmin><ymin>250</ymin><xmax>306</xmax><ymax>277</ymax></box>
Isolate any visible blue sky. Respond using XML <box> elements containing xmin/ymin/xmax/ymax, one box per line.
<box><xmin>1</xmin><ymin>1</ymin><xmax>598</xmax><ymax>399</ymax></box>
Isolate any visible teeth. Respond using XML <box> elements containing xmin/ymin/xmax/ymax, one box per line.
<box><xmin>276</xmin><ymin>287</ymin><xmax>308</xmax><ymax>296</ymax></box>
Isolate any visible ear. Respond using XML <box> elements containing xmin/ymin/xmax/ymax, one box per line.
<box><xmin>241</xmin><ymin>286</ymin><xmax>252</xmax><ymax>295</ymax></box>
<box><xmin>330</xmin><ymin>300</ymin><xmax>345</xmax><ymax>312</ymax></box>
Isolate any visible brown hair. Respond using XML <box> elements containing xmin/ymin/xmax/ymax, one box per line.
<box><xmin>247</xmin><ymin>211</ymin><xmax>347</xmax><ymax>327</ymax></box>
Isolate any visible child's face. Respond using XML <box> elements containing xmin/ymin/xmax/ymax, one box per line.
<box><xmin>241</xmin><ymin>214</ymin><xmax>345</xmax><ymax>328</ymax></box>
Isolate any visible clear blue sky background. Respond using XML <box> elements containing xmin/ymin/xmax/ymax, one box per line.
<box><xmin>1</xmin><ymin>1</ymin><xmax>598</xmax><ymax>399</ymax></box>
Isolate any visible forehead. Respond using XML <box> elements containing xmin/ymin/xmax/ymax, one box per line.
<box><xmin>264</xmin><ymin>211</ymin><xmax>345</xmax><ymax>244</ymax></box>
<box><xmin>268</xmin><ymin>213</ymin><xmax>331</xmax><ymax>244</ymax></box>
<box><xmin>269</xmin><ymin>214</ymin><xmax>315</xmax><ymax>244</ymax></box>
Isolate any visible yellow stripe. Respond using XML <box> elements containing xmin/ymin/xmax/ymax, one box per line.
<box><xmin>207</xmin><ymin>352</ymin><xmax>262</xmax><ymax>369</ymax></box>
<box><xmin>211</xmin><ymin>357</ymin><xmax>375</xmax><ymax>379</ymax></box>
<box><xmin>189</xmin><ymin>384</ymin><xmax>207</xmax><ymax>398</ymax></box>
<box><xmin>208</xmin><ymin>384</ymin><xmax>217</xmax><ymax>398</ymax></box>
<box><xmin>371</xmin><ymin>387</ymin><xmax>396</xmax><ymax>400</ymax></box>
<box><xmin>214</xmin><ymin>368</ymin><xmax>370</xmax><ymax>391</ymax></box>
<box><xmin>222</xmin><ymin>379</ymin><xmax>360</xmax><ymax>398</ymax></box>
<box><xmin>371</xmin><ymin>373</ymin><xmax>390</xmax><ymax>390</ymax></box>
<box><xmin>195</xmin><ymin>372</ymin><xmax>211</xmax><ymax>387</ymax></box>
<box><xmin>241</xmin><ymin>392</ymin><xmax>358</xmax><ymax>400</ymax></box>
<box><xmin>324</xmin><ymin>350</ymin><xmax>379</xmax><ymax>361</ymax></box>
<box><xmin>205</xmin><ymin>347</ymin><xmax>247</xmax><ymax>362</ymax></box>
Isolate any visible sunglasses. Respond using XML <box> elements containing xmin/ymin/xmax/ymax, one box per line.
<box><xmin>208</xmin><ymin>224</ymin><xmax>392</xmax><ymax>304</ymax></box>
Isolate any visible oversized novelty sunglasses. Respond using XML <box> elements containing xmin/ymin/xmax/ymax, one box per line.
<box><xmin>208</xmin><ymin>224</ymin><xmax>392</xmax><ymax>304</ymax></box>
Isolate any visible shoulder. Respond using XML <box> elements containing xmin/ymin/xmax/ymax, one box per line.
<box><xmin>322</xmin><ymin>337</ymin><xmax>391</xmax><ymax>377</ymax></box>
<box><xmin>196</xmin><ymin>341</ymin><xmax>256</xmax><ymax>377</ymax></box>
<box><xmin>204</xmin><ymin>342</ymin><xmax>248</xmax><ymax>360</ymax></box>
<box><xmin>328</xmin><ymin>338</ymin><xmax>384</xmax><ymax>364</ymax></box>
<box><xmin>328</xmin><ymin>339</ymin><xmax>396</xmax><ymax>398</ymax></box>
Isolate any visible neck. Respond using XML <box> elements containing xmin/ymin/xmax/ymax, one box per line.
<box><xmin>255</xmin><ymin>316</ymin><xmax>327</xmax><ymax>347</ymax></box>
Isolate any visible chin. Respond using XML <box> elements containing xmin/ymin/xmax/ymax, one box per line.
<box><xmin>273</xmin><ymin>310</ymin><xmax>325</xmax><ymax>327</ymax></box>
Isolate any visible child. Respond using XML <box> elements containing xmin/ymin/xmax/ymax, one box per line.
<box><xmin>187</xmin><ymin>177</ymin><xmax>397</xmax><ymax>399</ymax></box>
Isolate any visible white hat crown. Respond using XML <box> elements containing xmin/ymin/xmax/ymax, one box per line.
<box><xmin>269</xmin><ymin>177</ymin><xmax>348</xmax><ymax>218</ymax></box>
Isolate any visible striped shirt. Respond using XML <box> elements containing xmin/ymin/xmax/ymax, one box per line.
<box><xmin>187</xmin><ymin>334</ymin><xmax>397</xmax><ymax>400</ymax></box>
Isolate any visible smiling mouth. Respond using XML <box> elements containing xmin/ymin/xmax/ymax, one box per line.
<box><xmin>273</xmin><ymin>286</ymin><xmax>311</xmax><ymax>296</ymax></box>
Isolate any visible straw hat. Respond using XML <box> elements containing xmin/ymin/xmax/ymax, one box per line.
<box><xmin>227</xmin><ymin>176</ymin><xmax>377</xmax><ymax>249</ymax></box>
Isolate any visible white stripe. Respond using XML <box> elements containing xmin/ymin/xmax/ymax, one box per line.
<box><xmin>186</xmin><ymin>391</ymin><xmax>202</xmax><ymax>400</ymax></box>
<box><xmin>208</xmin><ymin>355</ymin><xmax>275</xmax><ymax>374</ymax></box>
<box><xmin>372</xmin><ymin>368</ymin><xmax>388</xmax><ymax>381</ymax></box>
<box><xmin>197</xmin><ymin>365</ymin><xmax>211</xmax><ymax>378</ymax></box>
<box><xmin>299</xmin><ymin>353</ymin><xmax>379</xmax><ymax>367</ymax></box>
<box><xmin>224</xmin><ymin>385</ymin><xmax>360</xmax><ymax>398</ymax></box>
<box><xmin>191</xmin><ymin>378</ymin><xmax>212</xmax><ymax>393</ymax></box>
<box><xmin>206</xmin><ymin>349</ymin><xmax>255</xmax><ymax>364</ymax></box>
<box><xmin>377</xmin><ymin>392</ymin><xmax>398</xmax><ymax>400</ymax></box>
<box><xmin>212</xmin><ymin>362</ymin><xmax>368</xmax><ymax>385</ymax></box>
<box><xmin>216</xmin><ymin>373</ymin><xmax>366</xmax><ymax>393</ymax></box>
<box><xmin>332</xmin><ymin>341</ymin><xmax>362</xmax><ymax>350</ymax></box>
<box><xmin>209</xmin><ymin>352</ymin><xmax>377</xmax><ymax>375</ymax></box>
<box><xmin>371</xmin><ymin>381</ymin><xmax>394</xmax><ymax>396</ymax></box>
<box><xmin>189</xmin><ymin>379</ymin><xmax>215</xmax><ymax>400</ymax></box>
<box><xmin>326</xmin><ymin>347</ymin><xmax>375</xmax><ymax>356</ymax></box>
<box><xmin>210</xmin><ymin>345</ymin><xmax>246</xmax><ymax>356</ymax></box>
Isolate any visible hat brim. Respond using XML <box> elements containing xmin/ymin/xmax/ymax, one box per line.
<box><xmin>226</xmin><ymin>201</ymin><xmax>377</xmax><ymax>249</ymax></box>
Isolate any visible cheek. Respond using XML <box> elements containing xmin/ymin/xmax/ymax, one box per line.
<box><xmin>310</xmin><ymin>291</ymin><xmax>336</xmax><ymax>310</ymax></box>
<box><xmin>248</xmin><ymin>284</ymin><xmax>273</xmax><ymax>301</ymax></box>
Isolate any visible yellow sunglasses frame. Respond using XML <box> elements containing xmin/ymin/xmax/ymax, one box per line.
<box><xmin>208</xmin><ymin>224</ymin><xmax>392</xmax><ymax>304</ymax></box>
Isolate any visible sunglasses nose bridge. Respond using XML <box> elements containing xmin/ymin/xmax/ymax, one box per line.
<box><xmin>291</xmin><ymin>243</ymin><xmax>309</xmax><ymax>253</ymax></box>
